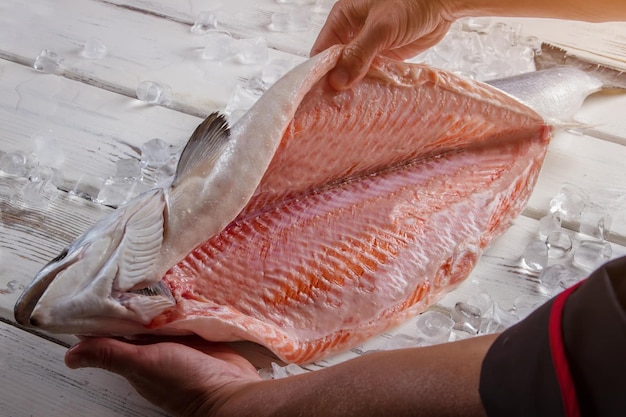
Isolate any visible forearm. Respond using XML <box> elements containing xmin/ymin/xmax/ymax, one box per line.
<box><xmin>450</xmin><ymin>0</ymin><xmax>626</xmax><ymax>22</ymax></box>
<box><xmin>215</xmin><ymin>334</ymin><xmax>498</xmax><ymax>417</ymax></box>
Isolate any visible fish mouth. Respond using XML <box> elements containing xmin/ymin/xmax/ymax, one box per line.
<box><xmin>14</xmin><ymin>246</ymin><xmax>78</xmax><ymax>327</ymax></box>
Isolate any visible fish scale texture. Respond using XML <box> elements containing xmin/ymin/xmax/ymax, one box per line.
<box><xmin>158</xmin><ymin>62</ymin><xmax>550</xmax><ymax>364</ymax></box>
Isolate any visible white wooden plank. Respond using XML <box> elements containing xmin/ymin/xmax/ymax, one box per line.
<box><xmin>103</xmin><ymin>0</ymin><xmax>333</xmax><ymax>57</ymax></box>
<box><xmin>502</xmin><ymin>18</ymin><xmax>626</xmax><ymax>70</ymax></box>
<box><xmin>0</xmin><ymin>59</ymin><xmax>202</xmax><ymax>187</ymax></box>
<box><xmin>526</xmin><ymin>129</ymin><xmax>626</xmax><ymax>244</ymax></box>
<box><xmin>0</xmin><ymin>0</ymin><xmax>303</xmax><ymax>116</ymax></box>
<box><xmin>575</xmin><ymin>92</ymin><xmax>626</xmax><ymax>144</ymax></box>
<box><xmin>0</xmin><ymin>321</ymin><xmax>169</xmax><ymax>417</ymax></box>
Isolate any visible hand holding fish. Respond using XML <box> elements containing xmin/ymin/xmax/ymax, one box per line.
<box><xmin>65</xmin><ymin>334</ymin><xmax>499</xmax><ymax>417</ymax></box>
<box><xmin>310</xmin><ymin>0</ymin><xmax>455</xmax><ymax>90</ymax></box>
<box><xmin>65</xmin><ymin>337</ymin><xmax>262</xmax><ymax>417</ymax></box>
<box><xmin>312</xmin><ymin>0</ymin><xmax>626</xmax><ymax>90</ymax></box>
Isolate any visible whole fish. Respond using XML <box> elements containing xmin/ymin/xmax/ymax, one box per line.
<box><xmin>14</xmin><ymin>45</ymin><xmax>616</xmax><ymax>364</ymax></box>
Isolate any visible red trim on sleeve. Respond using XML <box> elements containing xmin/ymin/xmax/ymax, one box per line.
<box><xmin>549</xmin><ymin>279</ymin><xmax>586</xmax><ymax>417</ymax></box>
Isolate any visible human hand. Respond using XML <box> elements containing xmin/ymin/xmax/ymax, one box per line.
<box><xmin>310</xmin><ymin>0</ymin><xmax>458</xmax><ymax>90</ymax></box>
<box><xmin>65</xmin><ymin>337</ymin><xmax>262</xmax><ymax>417</ymax></box>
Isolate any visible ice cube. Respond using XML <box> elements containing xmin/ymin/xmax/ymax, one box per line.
<box><xmin>268</xmin><ymin>9</ymin><xmax>311</xmax><ymax>32</ymax></box>
<box><xmin>549</xmin><ymin>183</ymin><xmax>589</xmax><ymax>221</ymax></box>
<box><xmin>538</xmin><ymin>213</ymin><xmax>561</xmax><ymax>240</ymax></box>
<box><xmin>480</xmin><ymin>302</ymin><xmax>519</xmax><ymax>333</ymax></box>
<box><xmin>269</xmin><ymin>11</ymin><xmax>291</xmax><ymax>32</ymax></box>
<box><xmin>116</xmin><ymin>158</ymin><xmax>142</xmax><ymax>179</ymax></box>
<box><xmin>452</xmin><ymin>302</ymin><xmax>482</xmax><ymax>334</ymax></box>
<box><xmin>538</xmin><ymin>264</ymin><xmax>571</xmax><ymax>296</ymax></box>
<box><xmin>82</xmin><ymin>38</ymin><xmax>108</xmax><ymax>59</ymax></box>
<box><xmin>385</xmin><ymin>334</ymin><xmax>420</xmax><ymax>350</ymax></box>
<box><xmin>31</xmin><ymin>130</ymin><xmax>65</xmax><ymax>169</ymax></box>
<box><xmin>234</xmin><ymin>37</ymin><xmax>268</xmax><ymax>65</ymax></box>
<box><xmin>127</xmin><ymin>177</ymin><xmax>155</xmax><ymax>200</ymax></box>
<box><xmin>573</xmin><ymin>240</ymin><xmax>612</xmax><ymax>271</ymax></box>
<box><xmin>519</xmin><ymin>35</ymin><xmax>543</xmax><ymax>54</ymax></box>
<box><xmin>191</xmin><ymin>11</ymin><xmax>218</xmax><ymax>34</ymax></box>
<box><xmin>521</xmin><ymin>240</ymin><xmax>548</xmax><ymax>272</ymax></box>
<box><xmin>270</xmin><ymin>362</ymin><xmax>289</xmax><ymax>379</ymax></box>
<box><xmin>29</xmin><ymin>166</ymin><xmax>64</xmax><ymax>188</ymax></box>
<box><xmin>0</xmin><ymin>151</ymin><xmax>38</xmax><ymax>178</ymax></box>
<box><xmin>97</xmin><ymin>177</ymin><xmax>136</xmax><ymax>207</ymax></box>
<box><xmin>506</xmin><ymin>45</ymin><xmax>535</xmax><ymax>74</ymax></box>
<box><xmin>140</xmin><ymin>154</ymin><xmax>177</xmax><ymax>188</ymax></box>
<box><xmin>488</xmin><ymin>22</ymin><xmax>517</xmax><ymax>52</ymax></box>
<box><xmin>579</xmin><ymin>206</ymin><xmax>612</xmax><ymax>240</ymax></box>
<box><xmin>545</xmin><ymin>230</ymin><xmax>572</xmax><ymax>258</ymax></box>
<box><xmin>224</xmin><ymin>84</ymin><xmax>261</xmax><ymax>118</ymax></box>
<box><xmin>21</xmin><ymin>180</ymin><xmax>57</xmax><ymax>209</ymax></box>
<box><xmin>136</xmin><ymin>81</ymin><xmax>173</xmax><ymax>105</ymax></box>
<box><xmin>415</xmin><ymin>310</ymin><xmax>454</xmax><ymax>345</ymax></box>
<box><xmin>201</xmin><ymin>30</ymin><xmax>233</xmax><ymax>60</ymax></box>
<box><xmin>70</xmin><ymin>174</ymin><xmax>104</xmax><ymax>201</ymax></box>
<box><xmin>140</xmin><ymin>138</ymin><xmax>172</xmax><ymax>168</ymax></box>
<box><xmin>462</xmin><ymin>17</ymin><xmax>492</xmax><ymax>32</ymax></box>
<box><xmin>466</xmin><ymin>291</ymin><xmax>494</xmax><ymax>316</ymax></box>
<box><xmin>33</xmin><ymin>49</ymin><xmax>63</xmax><ymax>74</ymax></box>
<box><xmin>475</xmin><ymin>60</ymin><xmax>512</xmax><ymax>81</ymax></box>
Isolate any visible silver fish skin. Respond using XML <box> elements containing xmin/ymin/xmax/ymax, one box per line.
<box><xmin>13</xmin><ymin>45</ymin><xmax>344</xmax><ymax>333</ymax></box>
<box><xmin>486</xmin><ymin>67</ymin><xmax>603</xmax><ymax>124</ymax></box>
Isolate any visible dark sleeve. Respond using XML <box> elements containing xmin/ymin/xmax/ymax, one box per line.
<box><xmin>479</xmin><ymin>256</ymin><xmax>626</xmax><ymax>417</ymax></box>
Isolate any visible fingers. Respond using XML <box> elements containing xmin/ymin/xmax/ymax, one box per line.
<box><xmin>327</xmin><ymin>13</ymin><xmax>393</xmax><ymax>90</ymax></box>
<box><xmin>65</xmin><ymin>337</ymin><xmax>141</xmax><ymax>376</ymax></box>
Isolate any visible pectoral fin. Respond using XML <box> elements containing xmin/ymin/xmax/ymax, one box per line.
<box><xmin>115</xmin><ymin>189</ymin><xmax>166</xmax><ymax>291</ymax></box>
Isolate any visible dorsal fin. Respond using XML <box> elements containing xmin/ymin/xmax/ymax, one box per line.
<box><xmin>172</xmin><ymin>112</ymin><xmax>230</xmax><ymax>186</ymax></box>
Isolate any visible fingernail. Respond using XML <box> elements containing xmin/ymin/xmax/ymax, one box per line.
<box><xmin>66</xmin><ymin>346</ymin><xmax>89</xmax><ymax>369</ymax></box>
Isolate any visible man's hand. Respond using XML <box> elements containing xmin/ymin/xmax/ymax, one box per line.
<box><xmin>310</xmin><ymin>0</ymin><xmax>456</xmax><ymax>90</ymax></box>
<box><xmin>65</xmin><ymin>337</ymin><xmax>262</xmax><ymax>417</ymax></box>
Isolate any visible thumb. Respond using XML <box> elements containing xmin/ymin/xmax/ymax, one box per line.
<box><xmin>65</xmin><ymin>337</ymin><xmax>140</xmax><ymax>376</ymax></box>
<box><xmin>328</xmin><ymin>20</ymin><xmax>384</xmax><ymax>91</ymax></box>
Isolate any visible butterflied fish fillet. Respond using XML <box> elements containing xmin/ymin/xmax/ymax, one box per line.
<box><xmin>154</xmin><ymin>57</ymin><xmax>551</xmax><ymax>364</ymax></box>
<box><xmin>21</xmin><ymin>44</ymin><xmax>609</xmax><ymax>364</ymax></box>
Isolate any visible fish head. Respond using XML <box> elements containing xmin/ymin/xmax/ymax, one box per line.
<box><xmin>14</xmin><ymin>188</ymin><xmax>175</xmax><ymax>335</ymax></box>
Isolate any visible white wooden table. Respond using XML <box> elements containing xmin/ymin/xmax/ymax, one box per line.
<box><xmin>1</xmin><ymin>1</ymin><xmax>625</xmax><ymax>416</ymax></box>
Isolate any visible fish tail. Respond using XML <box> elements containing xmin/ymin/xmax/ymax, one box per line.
<box><xmin>535</xmin><ymin>43</ymin><xmax>626</xmax><ymax>90</ymax></box>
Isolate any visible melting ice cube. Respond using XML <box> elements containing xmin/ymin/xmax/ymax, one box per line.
<box><xmin>0</xmin><ymin>151</ymin><xmax>38</xmax><ymax>178</ymax></box>
<box><xmin>202</xmin><ymin>30</ymin><xmax>233</xmax><ymax>60</ymax></box>
<box><xmin>549</xmin><ymin>183</ymin><xmax>589</xmax><ymax>221</ymax></box>
<box><xmin>33</xmin><ymin>49</ymin><xmax>63</xmax><ymax>74</ymax></box>
<box><xmin>140</xmin><ymin>138</ymin><xmax>172</xmax><ymax>168</ymax></box>
<box><xmin>415</xmin><ymin>310</ymin><xmax>454</xmax><ymax>345</ymax></box>
<box><xmin>234</xmin><ymin>37</ymin><xmax>269</xmax><ymax>65</ymax></box>
<box><xmin>82</xmin><ymin>38</ymin><xmax>108</xmax><ymax>59</ymax></box>
<box><xmin>136</xmin><ymin>81</ymin><xmax>173</xmax><ymax>105</ymax></box>
<box><xmin>573</xmin><ymin>240</ymin><xmax>612</xmax><ymax>271</ymax></box>
<box><xmin>191</xmin><ymin>11</ymin><xmax>219</xmax><ymax>34</ymax></box>
<box><xmin>521</xmin><ymin>240</ymin><xmax>548</xmax><ymax>272</ymax></box>
<box><xmin>545</xmin><ymin>230</ymin><xmax>573</xmax><ymax>258</ymax></box>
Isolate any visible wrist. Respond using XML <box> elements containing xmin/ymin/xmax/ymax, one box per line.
<box><xmin>207</xmin><ymin>380</ymin><xmax>277</xmax><ymax>417</ymax></box>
